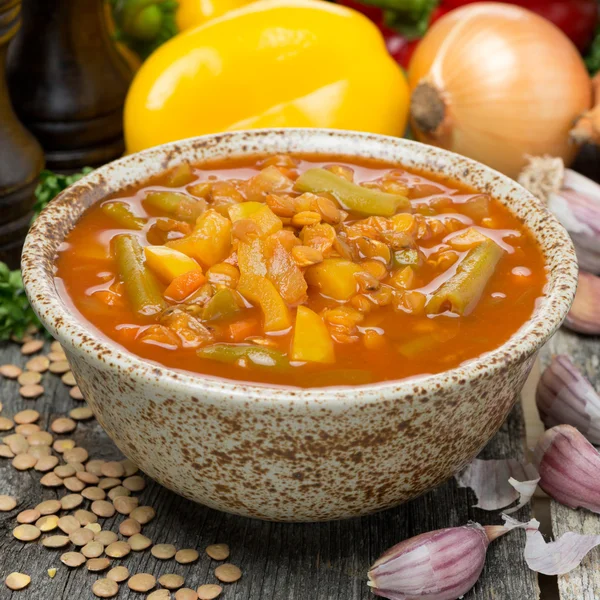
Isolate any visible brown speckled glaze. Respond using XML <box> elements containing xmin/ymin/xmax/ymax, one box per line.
<box><xmin>21</xmin><ymin>129</ymin><xmax>578</xmax><ymax>521</ymax></box>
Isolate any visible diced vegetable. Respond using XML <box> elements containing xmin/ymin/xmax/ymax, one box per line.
<box><xmin>426</xmin><ymin>239</ymin><xmax>504</xmax><ymax>316</ymax></box>
<box><xmin>237</xmin><ymin>275</ymin><xmax>291</xmax><ymax>332</ymax></box>
<box><xmin>447</xmin><ymin>228</ymin><xmax>489</xmax><ymax>251</ymax></box>
<box><xmin>291</xmin><ymin>306</ymin><xmax>335</xmax><ymax>363</ymax></box>
<box><xmin>163</xmin><ymin>269</ymin><xmax>206</xmax><ymax>301</ymax></box>
<box><xmin>228</xmin><ymin>202</ymin><xmax>282</xmax><ymax>238</ymax></box>
<box><xmin>203</xmin><ymin>288</ymin><xmax>243</xmax><ymax>321</ymax></box>
<box><xmin>166</xmin><ymin>163</ymin><xmax>195</xmax><ymax>187</ymax></box>
<box><xmin>392</xmin><ymin>248</ymin><xmax>419</xmax><ymax>268</ymax></box>
<box><xmin>198</xmin><ymin>343</ymin><xmax>289</xmax><ymax>370</ymax></box>
<box><xmin>160</xmin><ymin>308</ymin><xmax>212</xmax><ymax>348</ymax></box>
<box><xmin>265</xmin><ymin>238</ymin><xmax>307</xmax><ymax>305</ymax></box>
<box><xmin>237</xmin><ymin>238</ymin><xmax>267</xmax><ymax>277</ymax></box>
<box><xmin>144</xmin><ymin>246</ymin><xmax>201</xmax><ymax>282</ymax></box>
<box><xmin>167</xmin><ymin>209</ymin><xmax>231</xmax><ymax>268</ymax></box>
<box><xmin>102</xmin><ymin>202</ymin><xmax>145</xmax><ymax>230</ymax></box>
<box><xmin>144</xmin><ymin>191</ymin><xmax>206</xmax><ymax>222</ymax></box>
<box><xmin>113</xmin><ymin>234</ymin><xmax>166</xmax><ymax>316</ymax></box>
<box><xmin>295</xmin><ymin>168</ymin><xmax>410</xmax><ymax>217</ymax></box>
<box><xmin>305</xmin><ymin>258</ymin><xmax>360</xmax><ymax>301</ymax></box>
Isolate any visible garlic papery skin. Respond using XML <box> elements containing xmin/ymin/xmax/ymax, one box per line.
<box><xmin>368</xmin><ymin>524</ymin><xmax>497</xmax><ymax>600</ymax></box>
<box><xmin>537</xmin><ymin>355</ymin><xmax>600</xmax><ymax>445</ymax></box>
<box><xmin>533</xmin><ymin>425</ymin><xmax>600</xmax><ymax>515</ymax></box>
<box><xmin>565</xmin><ymin>272</ymin><xmax>600</xmax><ymax>336</ymax></box>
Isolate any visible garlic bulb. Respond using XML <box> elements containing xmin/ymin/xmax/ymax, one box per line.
<box><xmin>368</xmin><ymin>523</ymin><xmax>508</xmax><ymax>600</ymax></box>
<box><xmin>533</xmin><ymin>424</ymin><xmax>600</xmax><ymax>515</ymax></box>
<box><xmin>537</xmin><ymin>355</ymin><xmax>600</xmax><ymax>444</ymax></box>
<box><xmin>565</xmin><ymin>271</ymin><xmax>600</xmax><ymax>335</ymax></box>
<box><xmin>518</xmin><ymin>156</ymin><xmax>600</xmax><ymax>274</ymax></box>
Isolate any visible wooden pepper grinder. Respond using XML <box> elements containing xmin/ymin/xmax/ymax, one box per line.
<box><xmin>6</xmin><ymin>0</ymin><xmax>132</xmax><ymax>171</ymax></box>
<box><xmin>0</xmin><ymin>0</ymin><xmax>44</xmax><ymax>269</ymax></box>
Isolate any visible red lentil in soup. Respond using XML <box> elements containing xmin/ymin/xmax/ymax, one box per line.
<box><xmin>54</xmin><ymin>154</ymin><xmax>547</xmax><ymax>387</ymax></box>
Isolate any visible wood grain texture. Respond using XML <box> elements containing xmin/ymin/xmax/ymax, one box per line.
<box><xmin>541</xmin><ymin>329</ymin><xmax>600</xmax><ymax>600</ymax></box>
<box><xmin>0</xmin><ymin>340</ymin><xmax>538</xmax><ymax>599</ymax></box>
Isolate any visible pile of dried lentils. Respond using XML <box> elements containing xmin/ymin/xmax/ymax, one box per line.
<box><xmin>0</xmin><ymin>336</ymin><xmax>241</xmax><ymax>599</ymax></box>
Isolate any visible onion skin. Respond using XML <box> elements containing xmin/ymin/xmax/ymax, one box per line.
<box><xmin>408</xmin><ymin>3</ymin><xmax>592</xmax><ymax>179</ymax></box>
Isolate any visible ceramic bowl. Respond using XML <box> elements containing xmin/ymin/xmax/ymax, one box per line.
<box><xmin>22</xmin><ymin>129</ymin><xmax>578</xmax><ymax>522</ymax></box>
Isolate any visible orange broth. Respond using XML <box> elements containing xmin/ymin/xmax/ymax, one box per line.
<box><xmin>54</xmin><ymin>155</ymin><xmax>547</xmax><ymax>387</ymax></box>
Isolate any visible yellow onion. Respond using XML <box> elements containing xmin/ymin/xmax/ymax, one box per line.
<box><xmin>408</xmin><ymin>2</ymin><xmax>592</xmax><ymax>179</ymax></box>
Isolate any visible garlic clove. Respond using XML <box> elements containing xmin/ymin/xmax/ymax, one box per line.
<box><xmin>455</xmin><ymin>458</ymin><xmax>539</xmax><ymax>513</ymax></box>
<box><xmin>533</xmin><ymin>424</ymin><xmax>600</xmax><ymax>514</ymax></box>
<box><xmin>536</xmin><ymin>355</ymin><xmax>600</xmax><ymax>445</ymax></box>
<box><xmin>368</xmin><ymin>524</ymin><xmax>502</xmax><ymax>600</ymax></box>
<box><xmin>564</xmin><ymin>271</ymin><xmax>600</xmax><ymax>335</ymax></box>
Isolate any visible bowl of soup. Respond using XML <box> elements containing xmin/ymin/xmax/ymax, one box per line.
<box><xmin>22</xmin><ymin>129</ymin><xmax>577</xmax><ymax>521</ymax></box>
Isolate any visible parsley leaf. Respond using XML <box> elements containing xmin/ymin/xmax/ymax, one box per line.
<box><xmin>0</xmin><ymin>262</ymin><xmax>41</xmax><ymax>341</ymax></box>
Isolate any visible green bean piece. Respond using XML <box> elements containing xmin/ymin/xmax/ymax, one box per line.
<box><xmin>144</xmin><ymin>191</ymin><xmax>205</xmax><ymax>222</ymax></box>
<box><xmin>392</xmin><ymin>248</ymin><xmax>419</xmax><ymax>268</ymax></box>
<box><xmin>102</xmin><ymin>202</ymin><xmax>145</xmax><ymax>230</ymax></box>
<box><xmin>202</xmin><ymin>289</ymin><xmax>243</xmax><ymax>322</ymax></box>
<box><xmin>197</xmin><ymin>344</ymin><xmax>289</xmax><ymax>370</ymax></box>
<box><xmin>426</xmin><ymin>239</ymin><xmax>504</xmax><ymax>316</ymax></box>
<box><xmin>295</xmin><ymin>168</ymin><xmax>410</xmax><ymax>217</ymax></box>
<box><xmin>113</xmin><ymin>234</ymin><xmax>166</xmax><ymax>317</ymax></box>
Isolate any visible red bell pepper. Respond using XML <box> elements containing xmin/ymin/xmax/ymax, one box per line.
<box><xmin>340</xmin><ymin>0</ymin><xmax>599</xmax><ymax>69</ymax></box>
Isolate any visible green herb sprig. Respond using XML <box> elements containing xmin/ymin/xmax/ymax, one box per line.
<box><xmin>0</xmin><ymin>263</ymin><xmax>41</xmax><ymax>341</ymax></box>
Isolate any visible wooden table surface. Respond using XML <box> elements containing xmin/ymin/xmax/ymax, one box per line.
<box><xmin>0</xmin><ymin>339</ymin><xmax>539</xmax><ymax>600</ymax></box>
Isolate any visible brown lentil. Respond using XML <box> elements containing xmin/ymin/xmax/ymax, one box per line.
<box><xmin>123</xmin><ymin>475</ymin><xmax>145</xmax><ymax>491</ymax></box>
<box><xmin>119</xmin><ymin>518</ymin><xmax>141</xmax><ymax>536</ymax></box>
<box><xmin>130</xmin><ymin>505</ymin><xmax>155</xmax><ymax>524</ymax></box>
<box><xmin>40</xmin><ymin>472</ymin><xmax>63</xmax><ymax>487</ymax></box>
<box><xmin>175</xmin><ymin>589</ymin><xmax>198</xmax><ymax>600</ymax></box>
<box><xmin>36</xmin><ymin>515</ymin><xmax>59</xmax><ymax>531</ymax></box>
<box><xmin>82</xmin><ymin>487</ymin><xmax>106</xmax><ymax>501</ymax></box>
<box><xmin>129</xmin><ymin>533</ymin><xmax>152</xmax><ymax>551</ymax></box>
<box><xmin>36</xmin><ymin>499</ymin><xmax>61</xmax><ymax>515</ymax></box>
<box><xmin>5</xmin><ymin>434</ymin><xmax>28</xmax><ymax>454</ymax></box>
<box><xmin>149</xmin><ymin>590</ymin><xmax>172</xmax><ymax>600</ymax></box>
<box><xmin>86</xmin><ymin>523</ymin><xmax>103</xmax><ymax>534</ymax></box>
<box><xmin>61</xmin><ymin>371</ymin><xmax>77</xmax><ymax>386</ymax></box>
<box><xmin>69</xmin><ymin>385</ymin><xmax>84</xmax><ymax>400</ymax></box>
<box><xmin>214</xmin><ymin>564</ymin><xmax>242</xmax><ymax>583</ymax></box>
<box><xmin>206</xmin><ymin>544</ymin><xmax>230</xmax><ymax>561</ymax></box>
<box><xmin>28</xmin><ymin>444</ymin><xmax>51</xmax><ymax>458</ymax></box>
<box><xmin>151</xmin><ymin>543</ymin><xmax>177</xmax><ymax>560</ymax></box>
<box><xmin>0</xmin><ymin>495</ymin><xmax>17</xmax><ymax>511</ymax></box>
<box><xmin>58</xmin><ymin>515</ymin><xmax>81</xmax><ymax>534</ymax></box>
<box><xmin>107</xmin><ymin>566</ymin><xmax>129</xmax><ymax>583</ymax></box>
<box><xmin>53</xmin><ymin>438</ymin><xmax>76</xmax><ymax>454</ymax></box>
<box><xmin>159</xmin><ymin>574</ymin><xmax>184</xmax><ymax>590</ymax></box>
<box><xmin>5</xmin><ymin>572</ymin><xmax>31</xmax><ymax>590</ymax></box>
<box><xmin>77</xmin><ymin>470</ymin><xmax>100</xmax><ymax>484</ymax></box>
<box><xmin>175</xmin><ymin>549</ymin><xmax>199</xmax><ymax>564</ymax></box>
<box><xmin>61</xmin><ymin>551</ymin><xmax>86</xmax><ymax>567</ymax></box>
<box><xmin>48</xmin><ymin>350</ymin><xmax>67</xmax><ymax>362</ymax></box>
<box><xmin>61</xmin><ymin>493</ymin><xmax>84</xmax><ymax>510</ymax></box>
<box><xmin>0</xmin><ymin>416</ymin><xmax>14</xmax><ymax>431</ymax></box>
<box><xmin>70</xmin><ymin>406</ymin><xmax>93</xmax><ymax>420</ymax></box>
<box><xmin>113</xmin><ymin>496</ymin><xmax>138</xmax><ymax>515</ymax></box>
<box><xmin>82</xmin><ymin>541</ymin><xmax>104</xmax><ymax>558</ymax></box>
<box><xmin>92</xmin><ymin>578</ymin><xmax>119</xmax><ymax>598</ymax></box>
<box><xmin>64</xmin><ymin>476</ymin><xmax>86</xmax><ymax>492</ymax></box>
<box><xmin>50</xmin><ymin>341</ymin><xmax>63</xmax><ymax>353</ymax></box>
<box><xmin>25</xmin><ymin>356</ymin><xmax>49</xmax><ymax>373</ymax></box>
<box><xmin>66</xmin><ymin>461</ymin><xmax>85</xmax><ymax>472</ymax></box>
<box><xmin>0</xmin><ymin>444</ymin><xmax>14</xmax><ymax>457</ymax></box>
<box><xmin>17</xmin><ymin>370</ymin><xmax>42</xmax><ymax>386</ymax></box>
<box><xmin>86</xmin><ymin>459</ymin><xmax>105</xmax><ymax>475</ymax></box>
<box><xmin>91</xmin><ymin>500</ymin><xmax>115</xmax><ymax>518</ymax></box>
<box><xmin>13</xmin><ymin>524</ymin><xmax>41</xmax><ymax>541</ymax></box>
<box><xmin>95</xmin><ymin>530</ymin><xmax>118</xmax><ymax>546</ymax></box>
<box><xmin>108</xmin><ymin>486</ymin><xmax>130</xmax><ymax>500</ymax></box>
<box><xmin>74</xmin><ymin>509</ymin><xmax>97</xmax><ymax>525</ymax></box>
<box><xmin>98</xmin><ymin>477</ymin><xmax>121</xmax><ymax>490</ymax></box>
<box><xmin>49</xmin><ymin>360</ymin><xmax>70</xmax><ymax>374</ymax></box>
<box><xmin>12</xmin><ymin>453</ymin><xmax>37</xmax><ymax>470</ymax></box>
<box><xmin>63</xmin><ymin>447</ymin><xmax>88</xmax><ymax>463</ymax></box>
<box><xmin>34</xmin><ymin>455</ymin><xmax>59</xmax><ymax>472</ymax></box>
<box><xmin>197</xmin><ymin>584</ymin><xmax>223</xmax><ymax>600</ymax></box>
<box><xmin>70</xmin><ymin>527</ymin><xmax>95</xmax><ymax>546</ymax></box>
<box><xmin>15</xmin><ymin>423</ymin><xmax>40</xmax><ymax>435</ymax></box>
<box><xmin>120</xmin><ymin>459</ymin><xmax>138</xmax><ymax>476</ymax></box>
<box><xmin>14</xmin><ymin>409</ymin><xmax>39</xmax><ymax>424</ymax></box>
<box><xmin>0</xmin><ymin>364</ymin><xmax>22</xmax><ymax>379</ymax></box>
<box><xmin>28</xmin><ymin>431</ymin><xmax>53</xmax><ymax>446</ymax></box>
<box><xmin>128</xmin><ymin>573</ymin><xmax>156</xmax><ymax>593</ymax></box>
<box><xmin>21</xmin><ymin>339</ymin><xmax>44</xmax><ymax>355</ymax></box>
<box><xmin>105</xmin><ymin>541</ymin><xmax>131</xmax><ymax>558</ymax></box>
<box><xmin>51</xmin><ymin>417</ymin><xmax>76</xmax><ymax>434</ymax></box>
<box><xmin>88</xmin><ymin>558</ymin><xmax>111</xmax><ymax>573</ymax></box>
<box><xmin>17</xmin><ymin>509</ymin><xmax>40</xmax><ymax>523</ymax></box>
<box><xmin>101</xmin><ymin>461</ymin><xmax>125</xmax><ymax>478</ymax></box>
<box><xmin>42</xmin><ymin>534</ymin><xmax>70</xmax><ymax>548</ymax></box>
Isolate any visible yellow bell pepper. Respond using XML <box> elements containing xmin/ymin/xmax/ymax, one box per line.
<box><xmin>144</xmin><ymin>245</ymin><xmax>201</xmax><ymax>282</ymax></box>
<box><xmin>124</xmin><ymin>0</ymin><xmax>409</xmax><ymax>152</ymax></box>
<box><xmin>228</xmin><ymin>202</ymin><xmax>282</xmax><ymax>238</ymax></box>
<box><xmin>176</xmin><ymin>0</ymin><xmax>254</xmax><ymax>31</ymax></box>
<box><xmin>237</xmin><ymin>275</ymin><xmax>291</xmax><ymax>332</ymax></box>
<box><xmin>291</xmin><ymin>306</ymin><xmax>334</xmax><ymax>363</ymax></box>
<box><xmin>305</xmin><ymin>258</ymin><xmax>361</xmax><ymax>301</ymax></box>
<box><xmin>167</xmin><ymin>209</ymin><xmax>231</xmax><ymax>267</ymax></box>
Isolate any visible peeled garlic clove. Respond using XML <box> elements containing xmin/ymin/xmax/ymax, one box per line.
<box><xmin>537</xmin><ymin>355</ymin><xmax>600</xmax><ymax>445</ymax></box>
<box><xmin>533</xmin><ymin>424</ymin><xmax>600</xmax><ymax>514</ymax></box>
<box><xmin>368</xmin><ymin>523</ymin><xmax>505</xmax><ymax>600</ymax></box>
<box><xmin>565</xmin><ymin>271</ymin><xmax>600</xmax><ymax>335</ymax></box>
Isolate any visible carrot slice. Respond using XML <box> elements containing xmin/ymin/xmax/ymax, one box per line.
<box><xmin>228</xmin><ymin>318</ymin><xmax>259</xmax><ymax>342</ymax></box>
<box><xmin>164</xmin><ymin>269</ymin><xmax>206</xmax><ymax>301</ymax></box>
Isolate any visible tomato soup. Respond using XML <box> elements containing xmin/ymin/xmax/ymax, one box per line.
<box><xmin>54</xmin><ymin>154</ymin><xmax>547</xmax><ymax>387</ymax></box>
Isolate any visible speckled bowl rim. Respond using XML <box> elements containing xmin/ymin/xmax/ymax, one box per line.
<box><xmin>22</xmin><ymin>128</ymin><xmax>578</xmax><ymax>405</ymax></box>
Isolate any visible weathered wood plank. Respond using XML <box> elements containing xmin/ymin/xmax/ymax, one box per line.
<box><xmin>541</xmin><ymin>329</ymin><xmax>600</xmax><ymax>600</ymax></box>
<box><xmin>0</xmin><ymin>339</ymin><xmax>538</xmax><ymax>599</ymax></box>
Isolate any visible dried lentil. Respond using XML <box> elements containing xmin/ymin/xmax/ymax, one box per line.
<box><xmin>0</xmin><ymin>495</ymin><xmax>17</xmax><ymax>511</ymax></box>
<box><xmin>197</xmin><ymin>584</ymin><xmax>223</xmax><ymax>600</ymax></box>
<box><xmin>28</xmin><ymin>444</ymin><xmax>51</xmax><ymax>458</ymax></box>
<box><xmin>82</xmin><ymin>541</ymin><xmax>104</xmax><ymax>558</ymax></box>
<box><xmin>63</xmin><ymin>476</ymin><xmax>86</xmax><ymax>492</ymax></box>
<box><xmin>58</xmin><ymin>515</ymin><xmax>81</xmax><ymax>534</ymax></box>
<box><xmin>88</xmin><ymin>558</ymin><xmax>111</xmax><ymax>572</ymax></box>
<box><xmin>214</xmin><ymin>564</ymin><xmax>242</xmax><ymax>583</ymax></box>
<box><xmin>25</xmin><ymin>356</ymin><xmax>49</xmax><ymax>372</ymax></box>
<box><xmin>129</xmin><ymin>533</ymin><xmax>152</xmax><ymax>550</ymax></box>
<box><xmin>40</xmin><ymin>473</ymin><xmax>64</xmax><ymax>487</ymax></box>
<box><xmin>0</xmin><ymin>364</ymin><xmax>22</xmax><ymax>378</ymax></box>
<box><xmin>113</xmin><ymin>496</ymin><xmax>138</xmax><ymax>515</ymax></box>
<box><xmin>107</xmin><ymin>566</ymin><xmax>129</xmax><ymax>583</ymax></box>
<box><xmin>63</xmin><ymin>447</ymin><xmax>88</xmax><ymax>463</ymax></box>
<box><xmin>17</xmin><ymin>509</ymin><xmax>40</xmax><ymax>523</ymax></box>
<box><xmin>95</xmin><ymin>530</ymin><xmax>118</xmax><ymax>545</ymax></box>
<box><xmin>149</xmin><ymin>590</ymin><xmax>172</xmax><ymax>600</ymax></box>
<box><xmin>98</xmin><ymin>477</ymin><xmax>121</xmax><ymax>490</ymax></box>
<box><xmin>105</xmin><ymin>541</ymin><xmax>131</xmax><ymax>558</ymax></box>
<box><xmin>175</xmin><ymin>549</ymin><xmax>199</xmax><ymax>564</ymax></box>
<box><xmin>69</xmin><ymin>385</ymin><xmax>84</xmax><ymax>400</ymax></box>
<box><xmin>123</xmin><ymin>475</ymin><xmax>145</xmax><ymax>491</ymax></box>
<box><xmin>86</xmin><ymin>459</ymin><xmax>105</xmax><ymax>475</ymax></box>
<box><xmin>5</xmin><ymin>572</ymin><xmax>31</xmax><ymax>590</ymax></box>
<box><xmin>36</xmin><ymin>499</ymin><xmax>61</xmax><ymax>515</ymax></box>
<box><xmin>74</xmin><ymin>509</ymin><xmax>98</xmax><ymax>525</ymax></box>
<box><xmin>16</xmin><ymin>423</ymin><xmax>40</xmax><ymax>435</ymax></box>
<box><xmin>82</xmin><ymin>487</ymin><xmax>106</xmax><ymax>501</ymax></box>
<box><xmin>48</xmin><ymin>350</ymin><xmax>67</xmax><ymax>362</ymax></box>
<box><xmin>70</xmin><ymin>406</ymin><xmax>93</xmax><ymax>420</ymax></box>
<box><xmin>17</xmin><ymin>371</ymin><xmax>42</xmax><ymax>386</ymax></box>
<box><xmin>21</xmin><ymin>339</ymin><xmax>44</xmax><ymax>354</ymax></box>
<box><xmin>62</xmin><ymin>371</ymin><xmax>76</xmax><ymax>386</ymax></box>
<box><xmin>0</xmin><ymin>444</ymin><xmax>14</xmax><ymax>457</ymax></box>
<box><xmin>42</xmin><ymin>534</ymin><xmax>70</xmax><ymax>548</ymax></box>
<box><xmin>86</xmin><ymin>523</ymin><xmax>103</xmax><ymax>534</ymax></box>
<box><xmin>152</xmin><ymin>543</ymin><xmax>177</xmax><ymax>560</ymax></box>
<box><xmin>36</xmin><ymin>515</ymin><xmax>59</xmax><ymax>531</ymax></box>
<box><xmin>92</xmin><ymin>578</ymin><xmax>119</xmax><ymax>598</ymax></box>
<box><xmin>28</xmin><ymin>431</ymin><xmax>53</xmax><ymax>446</ymax></box>
<box><xmin>49</xmin><ymin>360</ymin><xmax>70</xmax><ymax>374</ymax></box>
<box><xmin>61</xmin><ymin>551</ymin><xmax>86</xmax><ymax>567</ymax></box>
<box><xmin>91</xmin><ymin>500</ymin><xmax>115</xmax><ymax>518</ymax></box>
<box><xmin>12</xmin><ymin>453</ymin><xmax>37</xmax><ymax>470</ymax></box>
<box><xmin>175</xmin><ymin>589</ymin><xmax>198</xmax><ymax>600</ymax></box>
<box><xmin>51</xmin><ymin>417</ymin><xmax>76</xmax><ymax>433</ymax></box>
<box><xmin>206</xmin><ymin>544</ymin><xmax>229</xmax><ymax>561</ymax></box>
<box><xmin>159</xmin><ymin>574</ymin><xmax>184</xmax><ymax>590</ymax></box>
<box><xmin>55</xmin><ymin>465</ymin><xmax>77</xmax><ymax>478</ymax></box>
<box><xmin>101</xmin><ymin>461</ymin><xmax>125</xmax><ymax>478</ymax></box>
<box><xmin>128</xmin><ymin>573</ymin><xmax>156</xmax><ymax>592</ymax></box>
<box><xmin>34</xmin><ymin>455</ymin><xmax>59</xmax><ymax>471</ymax></box>
<box><xmin>119</xmin><ymin>518</ymin><xmax>141</xmax><ymax>536</ymax></box>
<box><xmin>129</xmin><ymin>505</ymin><xmax>155</xmax><ymax>524</ymax></box>
<box><xmin>0</xmin><ymin>416</ymin><xmax>14</xmax><ymax>431</ymax></box>
<box><xmin>108</xmin><ymin>485</ymin><xmax>129</xmax><ymax>500</ymax></box>
<box><xmin>14</xmin><ymin>409</ymin><xmax>39</xmax><ymax>424</ymax></box>
<box><xmin>53</xmin><ymin>438</ymin><xmax>76</xmax><ymax>453</ymax></box>
<box><xmin>13</xmin><ymin>524</ymin><xmax>41</xmax><ymax>541</ymax></box>
<box><xmin>61</xmin><ymin>494</ymin><xmax>84</xmax><ymax>510</ymax></box>
<box><xmin>120</xmin><ymin>459</ymin><xmax>138</xmax><ymax>476</ymax></box>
